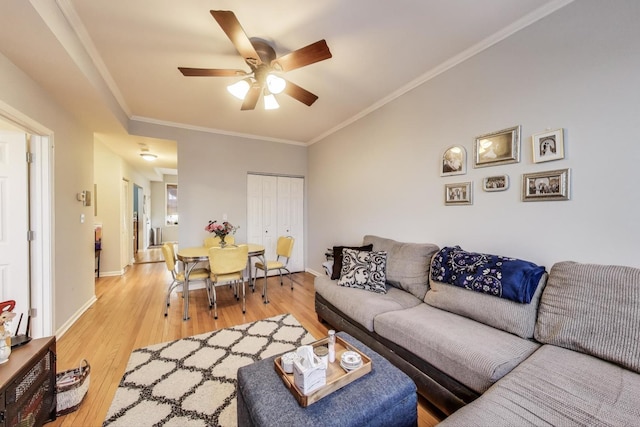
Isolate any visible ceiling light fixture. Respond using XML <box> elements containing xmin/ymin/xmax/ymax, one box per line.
<box><xmin>266</xmin><ymin>74</ymin><xmax>286</xmax><ymax>94</ymax></box>
<box><xmin>263</xmin><ymin>93</ymin><xmax>279</xmax><ymax>110</ymax></box>
<box><xmin>140</xmin><ymin>148</ymin><xmax>157</xmax><ymax>161</ymax></box>
<box><xmin>227</xmin><ymin>78</ymin><xmax>253</xmax><ymax>100</ymax></box>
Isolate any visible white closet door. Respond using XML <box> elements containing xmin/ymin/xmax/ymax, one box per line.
<box><xmin>261</xmin><ymin>176</ymin><xmax>278</xmax><ymax>260</ymax></box>
<box><xmin>248</xmin><ymin>174</ymin><xmax>304</xmax><ymax>274</ymax></box>
<box><xmin>278</xmin><ymin>177</ymin><xmax>304</xmax><ymax>272</ymax></box>
<box><xmin>247</xmin><ymin>174</ymin><xmax>277</xmax><ymax>259</ymax></box>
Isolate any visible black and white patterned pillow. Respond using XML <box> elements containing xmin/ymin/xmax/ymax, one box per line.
<box><xmin>337</xmin><ymin>248</ymin><xmax>387</xmax><ymax>293</ymax></box>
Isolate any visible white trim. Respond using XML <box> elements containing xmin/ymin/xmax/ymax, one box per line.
<box><xmin>130</xmin><ymin>116</ymin><xmax>306</xmax><ymax>147</ymax></box>
<box><xmin>305</xmin><ymin>268</ymin><xmax>322</xmax><ymax>277</ymax></box>
<box><xmin>55</xmin><ymin>295</ymin><xmax>97</xmax><ymax>339</ymax></box>
<box><xmin>29</xmin><ymin>135</ymin><xmax>55</xmax><ymax>337</ymax></box>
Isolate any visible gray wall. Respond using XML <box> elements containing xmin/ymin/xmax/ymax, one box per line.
<box><xmin>0</xmin><ymin>52</ymin><xmax>95</xmax><ymax>332</ymax></box>
<box><xmin>308</xmin><ymin>0</ymin><xmax>640</xmax><ymax>273</ymax></box>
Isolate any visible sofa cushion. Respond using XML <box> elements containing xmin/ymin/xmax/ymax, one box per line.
<box><xmin>535</xmin><ymin>261</ymin><xmax>640</xmax><ymax>374</ymax></box>
<box><xmin>374</xmin><ymin>304</ymin><xmax>540</xmax><ymax>393</ymax></box>
<box><xmin>430</xmin><ymin>246</ymin><xmax>546</xmax><ymax>304</ymax></box>
<box><xmin>439</xmin><ymin>344</ymin><xmax>640</xmax><ymax>426</ymax></box>
<box><xmin>315</xmin><ymin>274</ymin><xmax>421</xmax><ymax>332</ymax></box>
<box><xmin>363</xmin><ymin>235</ymin><xmax>439</xmax><ymax>300</ymax></box>
<box><xmin>331</xmin><ymin>244</ymin><xmax>373</xmax><ymax>279</ymax></box>
<box><xmin>424</xmin><ymin>273</ymin><xmax>547</xmax><ymax>339</ymax></box>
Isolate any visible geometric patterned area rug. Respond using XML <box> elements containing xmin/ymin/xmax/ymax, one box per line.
<box><xmin>103</xmin><ymin>313</ymin><xmax>315</xmax><ymax>426</ymax></box>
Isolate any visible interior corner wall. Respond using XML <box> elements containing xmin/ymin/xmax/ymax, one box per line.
<box><xmin>308</xmin><ymin>0</ymin><xmax>640</xmax><ymax>273</ymax></box>
<box><xmin>129</xmin><ymin>121</ymin><xmax>307</xmax><ymax>250</ymax></box>
<box><xmin>0</xmin><ymin>52</ymin><xmax>96</xmax><ymax>333</ymax></box>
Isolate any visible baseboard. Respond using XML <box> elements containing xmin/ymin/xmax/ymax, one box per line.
<box><xmin>55</xmin><ymin>294</ymin><xmax>98</xmax><ymax>339</ymax></box>
<box><xmin>305</xmin><ymin>268</ymin><xmax>322</xmax><ymax>276</ymax></box>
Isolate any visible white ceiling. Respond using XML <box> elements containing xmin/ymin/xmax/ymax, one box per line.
<box><xmin>0</xmin><ymin>0</ymin><xmax>572</xmax><ymax>181</ymax></box>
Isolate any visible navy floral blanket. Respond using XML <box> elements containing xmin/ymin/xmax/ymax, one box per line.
<box><xmin>430</xmin><ymin>246</ymin><xmax>546</xmax><ymax>304</ymax></box>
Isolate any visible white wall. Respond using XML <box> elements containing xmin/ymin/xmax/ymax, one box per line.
<box><xmin>129</xmin><ymin>121</ymin><xmax>307</xmax><ymax>249</ymax></box>
<box><xmin>0</xmin><ymin>52</ymin><xmax>96</xmax><ymax>332</ymax></box>
<box><xmin>308</xmin><ymin>0</ymin><xmax>640</xmax><ymax>273</ymax></box>
<box><xmin>95</xmin><ymin>139</ymin><xmax>151</xmax><ymax>274</ymax></box>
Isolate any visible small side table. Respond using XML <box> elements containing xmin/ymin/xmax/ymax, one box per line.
<box><xmin>237</xmin><ymin>332</ymin><xmax>417</xmax><ymax>427</ymax></box>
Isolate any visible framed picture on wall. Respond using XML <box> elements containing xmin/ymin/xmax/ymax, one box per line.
<box><xmin>522</xmin><ymin>168</ymin><xmax>570</xmax><ymax>201</ymax></box>
<box><xmin>532</xmin><ymin>128</ymin><xmax>564</xmax><ymax>163</ymax></box>
<box><xmin>441</xmin><ymin>145</ymin><xmax>466</xmax><ymax>176</ymax></box>
<box><xmin>483</xmin><ymin>175</ymin><xmax>509</xmax><ymax>192</ymax></box>
<box><xmin>473</xmin><ymin>125</ymin><xmax>521</xmax><ymax>168</ymax></box>
<box><xmin>445</xmin><ymin>182</ymin><xmax>473</xmax><ymax>205</ymax></box>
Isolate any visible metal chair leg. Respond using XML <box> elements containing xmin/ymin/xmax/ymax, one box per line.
<box><xmin>165</xmin><ymin>279</ymin><xmax>180</xmax><ymax>316</ymax></box>
<box><xmin>241</xmin><ymin>278</ymin><xmax>246</xmax><ymax>314</ymax></box>
<box><xmin>212</xmin><ymin>284</ymin><xmax>218</xmax><ymax>319</ymax></box>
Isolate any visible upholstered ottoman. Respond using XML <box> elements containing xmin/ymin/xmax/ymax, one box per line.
<box><xmin>237</xmin><ymin>332</ymin><xmax>417</xmax><ymax>427</ymax></box>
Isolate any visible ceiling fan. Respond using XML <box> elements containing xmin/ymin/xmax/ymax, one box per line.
<box><xmin>178</xmin><ymin>10</ymin><xmax>332</xmax><ymax>111</ymax></box>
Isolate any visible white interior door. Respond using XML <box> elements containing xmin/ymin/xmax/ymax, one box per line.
<box><xmin>288</xmin><ymin>177</ymin><xmax>304</xmax><ymax>272</ymax></box>
<box><xmin>277</xmin><ymin>177</ymin><xmax>304</xmax><ymax>272</ymax></box>
<box><xmin>0</xmin><ymin>132</ymin><xmax>30</xmax><ymax>315</ymax></box>
<box><xmin>261</xmin><ymin>176</ymin><xmax>278</xmax><ymax>261</ymax></box>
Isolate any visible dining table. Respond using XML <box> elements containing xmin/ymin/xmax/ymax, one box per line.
<box><xmin>176</xmin><ymin>243</ymin><xmax>266</xmax><ymax>320</ymax></box>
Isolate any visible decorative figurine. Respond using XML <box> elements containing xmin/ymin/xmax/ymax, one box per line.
<box><xmin>0</xmin><ymin>300</ymin><xmax>16</xmax><ymax>364</ymax></box>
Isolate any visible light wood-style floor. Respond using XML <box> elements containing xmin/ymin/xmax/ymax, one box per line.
<box><xmin>49</xmin><ymin>250</ymin><xmax>441</xmax><ymax>426</ymax></box>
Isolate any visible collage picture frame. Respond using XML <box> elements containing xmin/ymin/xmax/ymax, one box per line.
<box><xmin>522</xmin><ymin>168</ymin><xmax>570</xmax><ymax>201</ymax></box>
<box><xmin>445</xmin><ymin>182</ymin><xmax>473</xmax><ymax>205</ymax></box>
<box><xmin>532</xmin><ymin>128</ymin><xmax>564</xmax><ymax>163</ymax></box>
<box><xmin>473</xmin><ymin>125</ymin><xmax>521</xmax><ymax>168</ymax></box>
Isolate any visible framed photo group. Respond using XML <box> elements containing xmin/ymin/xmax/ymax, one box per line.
<box><xmin>441</xmin><ymin>125</ymin><xmax>569</xmax><ymax>205</ymax></box>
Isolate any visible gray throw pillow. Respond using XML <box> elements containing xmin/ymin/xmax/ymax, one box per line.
<box><xmin>535</xmin><ymin>261</ymin><xmax>640</xmax><ymax>374</ymax></box>
<box><xmin>425</xmin><ymin>273</ymin><xmax>547</xmax><ymax>339</ymax></box>
<box><xmin>337</xmin><ymin>248</ymin><xmax>387</xmax><ymax>294</ymax></box>
<box><xmin>363</xmin><ymin>235</ymin><xmax>439</xmax><ymax>300</ymax></box>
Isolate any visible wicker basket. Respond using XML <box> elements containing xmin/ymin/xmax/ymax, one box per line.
<box><xmin>56</xmin><ymin>359</ymin><xmax>90</xmax><ymax>416</ymax></box>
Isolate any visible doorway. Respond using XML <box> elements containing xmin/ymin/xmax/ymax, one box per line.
<box><xmin>0</xmin><ymin>108</ymin><xmax>54</xmax><ymax>338</ymax></box>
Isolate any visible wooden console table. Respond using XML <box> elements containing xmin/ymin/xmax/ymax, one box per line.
<box><xmin>0</xmin><ymin>336</ymin><xmax>57</xmax><ymax>426</ymax></box>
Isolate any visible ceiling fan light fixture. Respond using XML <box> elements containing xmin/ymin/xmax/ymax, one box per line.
<box><xmin>264</xmin><ymin>94</ymin><xmax>279</xmax><ymax>110</ymax></box>
<box><xmin>266</xmin><ymin>74</ymin><xmax>286</xmax><ymax>94</ymax></box>
<box><xmin>227</xmin><ymin>78</ymin><xmax>252</xmax><ymax>100</ymax></box>
<box><xmin>140</xmin><ymin>153</ymin><xmax>157</xmax><ymax>161</ymax></box>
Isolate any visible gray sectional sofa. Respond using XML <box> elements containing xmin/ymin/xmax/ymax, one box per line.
<box><xmin>314</xmin><ymin>235</ymin><xmax>640</xmax><ymax>425</ymax></box>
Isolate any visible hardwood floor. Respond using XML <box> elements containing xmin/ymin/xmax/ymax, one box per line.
<box><xmin>49</xmin><ymin>254</ymin><xmax>441</xmax><ymax>426</ymax></box>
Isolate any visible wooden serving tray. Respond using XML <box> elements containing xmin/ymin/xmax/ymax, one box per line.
<box><xmin>274</xmin><ymin>335</ymin><xmax>372</xmax><ymax>407</ymax></box>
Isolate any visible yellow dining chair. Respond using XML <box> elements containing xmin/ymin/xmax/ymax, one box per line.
<box><xmin>162</xmin><ymin>243</ymin><xmax>211</xmax><ymax>316</ymax></box>
<box><xmin>208</xmin><ymin>244</ymin><xmax>249</xmax><ymax>319</ymax></box>
<box><xmin>253</xmin><ymin>236</ymin><xmax>295</xmax><ymax>299</ymax></box>
<box><xmin>204</xmin><ymin>235</ymin><xmax>235</xmax><ymax>248</ymax></box>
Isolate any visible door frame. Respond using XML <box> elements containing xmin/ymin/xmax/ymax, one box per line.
<box><xmin>0</xmin><ymin>101</ymin><xmax>54</xmax><ymax>337</ymax></box>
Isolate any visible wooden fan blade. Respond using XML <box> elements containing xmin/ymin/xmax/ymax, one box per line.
<box><xmin>210</xmin><ymin>10</ymin><xmax>261</xmax><ymax>67</ymax></box>
<box><xmin>178</xmin><ymin>67</ymin><xmax>248</xmax><ymax>77</ymax></box>
<box><xmin>272</xmin><ymin>39</ymin><xmax>332</xmax><ymax>72</ymax></box>
<box><xmin>241</xmin><ymin>84</ymin><xmax>262</xmax><ymax>110</ymax></box>
<box><xmin>283</xmin><ymin>80</ymin><xmax>319</xmax><ymax>106</ymax></box>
